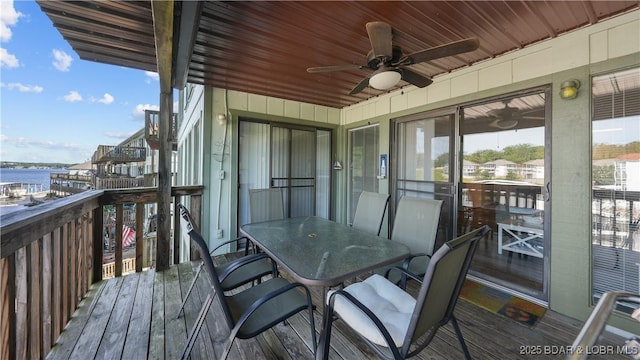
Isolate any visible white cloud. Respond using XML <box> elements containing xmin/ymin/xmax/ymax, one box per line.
<box><xmin>145</xmin><ymin>71</ymin><xmax>159</xmax><ymax>81</ymax></box>
<box><xmin>0</xmin><ymin>0</ymin><xmax>22</xmax><ymax>42</ymax></box>
<box><xmin>133</xmin><ymin>103</ymin><xmax>159</xmax><ymax>118</ymax></box>
<box><xmin>52</xmin><ymin>49</ymin><xmax>72</xmax><ymax>71</ymax></box>
<box><xmin>97</xmin><ymin>93</ymin><xmax>114</xmax><ymax>104</ymax></box>
<box><xmin>63</xmin><ymin>90</ymin><xmax>82</xmax><ymax>102</ymax></box>
<box><xmin>0</xmin><ymin>47</ymin><xmax>19</xmax><ymax>68</ymax></box>
<box><xmin>1</xmin><ymin>82</ymin><xmax>43</xmax><ymax>93</ymax></box>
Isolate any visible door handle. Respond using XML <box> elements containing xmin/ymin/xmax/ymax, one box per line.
<box><xmin>545</xmin><ymin>182</ymin><xmax>550</xmax><ymax>202</ymax></box>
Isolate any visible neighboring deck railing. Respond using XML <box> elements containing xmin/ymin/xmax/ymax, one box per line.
<box><xmin>0</xmin><ymin>185</ymin><xmax>203</xmax><ymax>359</ymax></box>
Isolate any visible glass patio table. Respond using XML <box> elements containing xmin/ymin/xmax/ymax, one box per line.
<box><xmin>240</xmin><ymin>216</ymin><xmax>411</xmax><ymax>289</ymax></box>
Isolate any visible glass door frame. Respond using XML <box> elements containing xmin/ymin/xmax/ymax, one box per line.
<box><xmin>347</xmin><ymin>123</ymin><xmax>380</xmax><ymax>226</ymax></box>
<box><xmin>390</xmin><ymin>86</ymin><xmax>551</xmax><ymax>302</ymax></box>
<box><xmin>390</xmin><ymin>106</ymin><xmax>459</xmax><ymax>247</ymax></box>
<box><xmin>459</xmin><ymin>86</ymin><xmax>551</xmax><ymax>302</ymax></box>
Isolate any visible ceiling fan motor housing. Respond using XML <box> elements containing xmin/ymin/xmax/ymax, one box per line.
<box><xmin>366</xmin><ymin>46</ymin><xmax>403</xmax><ymax>69</ymax></box>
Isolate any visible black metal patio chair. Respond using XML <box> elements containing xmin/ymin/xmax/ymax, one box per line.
<box><xmin>175</xmin><ymin>203</ymin><xmax>277</xmax><ymax>319</ymax></box>
<box><xmin>318</xmin><ymin>225</ymin><xmax>490</xmax><ymax>360</ymax></box>
<box><xmin>178</xmin><ymin>203</ymin><xmax>317</xmax><ymax>360</ymax></box>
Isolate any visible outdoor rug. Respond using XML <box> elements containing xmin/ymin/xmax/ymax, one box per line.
<box><xmin>459</xmin><ymin>280</ymin><xmax>547</xmax><ymax>327</ymax></box>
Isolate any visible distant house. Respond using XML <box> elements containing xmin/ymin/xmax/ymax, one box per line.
<box><xmin>615</xmin><ymin>153</ymin><xmax>640</xmax><ymax>191</ymax></box>
<box><xmin>480</xmin><ymin>159</ymin><xmax>517</xmax><ymax>178</ymax></box>
<box><xmin>50</xmin><ymin>161</ymin><xmax>94</xmax><ymax>196</ymax></box>
<box><xmin>522</xmin><ymin>159</ymin><xmax>544</xmax><ymax>183</ymax></box>
<box><xmin>462</xmin><ymin>159</ymin><xmax>478</xmax><ymax>178</ymax></box>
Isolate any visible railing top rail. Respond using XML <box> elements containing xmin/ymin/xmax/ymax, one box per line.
<box><xmin>0</xmin><ymin>185</ymin><xmax>204</xmax><ymax>258</ymax></box>
<box><xmin>593</xmin><ymin>189</ymin><xmax>640</xmax><ymax>201</ymax></box>
<box><xmin>1</xmin><ymin>190</ymin><xmax>103</xmax><ymax>258</ymax></box>
<box><xmin>99</xmin><ymin>185</ymin><xmax>204</xmax><ymax>205</ymax></box>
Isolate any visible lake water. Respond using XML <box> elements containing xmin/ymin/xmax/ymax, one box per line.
<box><xmin>0</xmin><ymin>168</ymin><xmax>69</xmax><ymax>215</ymax></box>
<box><xmin>0</xmin><ymin>168</ymin><xmax>68</xmax><ymax>191</ymax></box>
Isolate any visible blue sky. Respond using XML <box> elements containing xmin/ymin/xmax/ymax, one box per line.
<box><xmin>1</xmin><ymin>0</ymin><xmax>171</xmax><ymax>164</ymax></box>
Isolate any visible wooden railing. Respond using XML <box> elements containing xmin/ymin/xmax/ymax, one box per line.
<box><xmin>94</xmin><ymin>176</ymin><xmax>146</xmax><ymax>190</ymax></box>
<box><xmin>91</xmin><ymin>145</ymin><xmax>146</xmax><ymax>164</ymax></box>
<box><xmin>0</xmin><ymin>185</ymin><xmax>203</xmax><ymax>359</ymax></box>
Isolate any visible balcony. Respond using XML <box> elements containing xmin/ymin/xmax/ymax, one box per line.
<box><xmin>92</xmin><ymin>145</ymin><xmax>146</xmax><ymax>164</ymax></box>
<box><xmin>93</xmin><ymin>175</ymin><xmax>146</xmax><ymax>190</ymax></box>
<box><xmin>1</xmin><ymin>185</ymin><xmax>633</xmax><ymax>360</ymax></box>
<box><xmin>145</xmin><ymin>109</ymin><xmax>177</xmax><ymax>151</ymax></box>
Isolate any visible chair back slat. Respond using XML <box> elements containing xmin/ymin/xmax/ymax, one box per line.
<box><xmin>249</xmin><ymin>188</ymin><xmax>285</xmax><ymax>223</ymax></box>
<box><xmin>391</xmin><ymin>196</ymin><xmax>443</xmax><ymax>255</ymax></box>
<box><xmin>178</xmin><ymin>204</ymin><xmax>235</xmax><ymax>327</ymax></box>
<box><xmin>404</xmin><ymin>225</ymin><xmax>489</xmax><ymax>351</ymax></box>
<box><xmin>352</xmin><ymin>192</ymin><xmax>390</xmax><ymax>236</ymax></box>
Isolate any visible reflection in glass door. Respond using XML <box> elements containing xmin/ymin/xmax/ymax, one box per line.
<box><xmin>460</xmin><ymin>90</ymin><xmax>550</xmax><ymax>301</ymax></box>
<box><xmin>348</xmin><ymin>125</ymin><xmax>379</xmax><ymax>225</ymax></box>
<box><xmin>393</xmin><ymin>110</ymin><xmax>455</xmax><ymax>247</ymax></box>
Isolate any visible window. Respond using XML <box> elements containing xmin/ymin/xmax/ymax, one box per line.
<box><xmin>591</xmin><ymin>67</ymin><xmax>640</xmax><ymax>311</ymax></box>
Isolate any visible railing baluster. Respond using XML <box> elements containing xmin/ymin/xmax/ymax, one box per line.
<box><xmin>52</xmin><ymin>228</ymin><xmax>61</xmax><ymax>345</ymax></box>
<box><xmin>115</xmin><ymin>204</ymin><xmax>124</xmax><ymax>277</ymax></box>
<box><xmin>42</xmin><ymin>232</ymin><xmax>52</xmax><ymax>355</ymax></box>
<box><xmin>136</xmin><ymin>202</ymin><xmax>144</xmax><ymax>272</ymax></box>
<box><xmin>61</xmin><ymin>222</ymin><xmax>69</xmax><ymax>337</ymax></box>
<box><xmin>15</xmin><ymin>247</ymin><xmax>27</xmax><ymax>359</ymax></box>
<box><xmin>1</xmin><ymin>255</ymin><xmax>15</xmax><ymax>360</ymax></box>
<box><xmin>29</xmin><ymin>240</ymin><xmax>41</xmax><ymax>359</ymax></box>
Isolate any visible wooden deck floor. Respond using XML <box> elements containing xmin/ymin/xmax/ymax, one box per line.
<box><xmin>46</xmin><ymin>254</ymin><xmax>628</xmax><ymax>360</ymax></box>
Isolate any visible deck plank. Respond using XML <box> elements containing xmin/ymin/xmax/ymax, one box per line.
<box><xmin>45</xmin><ymin>256</ymin><xmax>631</xmax><ymax>360</ymax></box>
<box><xmin>176</xmin><ymin>262</ymin><xmax>214</xmax><ymax>359</ymax></box>
<box><xmin>162</xmin><ymin>265</ymin><xmax>188</xmax><ymax>360</ymax></box>
<box><xmin>121</xmin><ymin>269</ymin><xmax>154</xmax><ymax>360</ymax></box>
<box><xmin>148</xmin><ymin>268</ymin><xmax>165</xmax><ymax>360</ymax></box>
<box><xmin>46</xmin><ymin>281</ymin><xmax>105</xmax><ymax>360</ymax></box>
<box><xmin>95</xmin><ymin>274</ymin><xmax>139</xmax><ymax>359</ymax></box>
<box><xmin>69</xmin><ymin>277</ymin><xmax>122</xmax><ymax>360</ymax></box>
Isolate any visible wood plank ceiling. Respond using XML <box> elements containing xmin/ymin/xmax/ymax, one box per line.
<box><xmin>37</xmin><ymin>1</ymin><xmax>639</xmax><ymax>109</ymax></box>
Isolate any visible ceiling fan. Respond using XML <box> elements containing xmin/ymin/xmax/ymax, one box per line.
<box><xmin>488</xmin><ymin>100</ymin><xmax>544</xmax><ymax>130</ymax></box>
<box><xmin>488</xmin><ymin>101</ymin><xmax>522</xmax><ymax>129</ymax></box>
<box><xmin>307</xmin><ymin>21</ymin><xmax>479</xmax><ymax>95</ymax></box>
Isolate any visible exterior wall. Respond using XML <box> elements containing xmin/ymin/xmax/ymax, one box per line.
<box><xmin>337</xmin><ymin>10</ymin><xmax>639</xmax><ymax>331</ymax></box>
<box><xmin>176</xmin><ymin>10</ymin><xmax>640</xmax><ymax>331</ymax></box>
<box><xmin>178</xmin><ymin>87</ymin><xmax>341</xmax><ymax>256</ymax></box>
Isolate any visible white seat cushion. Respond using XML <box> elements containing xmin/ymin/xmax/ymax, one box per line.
<box><xmin>327</xmin><ymin>274</ymin><xmax>416</xmax><ymax>347</ymax></box>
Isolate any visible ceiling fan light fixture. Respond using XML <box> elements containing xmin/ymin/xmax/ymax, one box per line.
<box><xmin>369</xmin><ymin>70</ymin><xmax>401</xmax><ymax>90</ymax></box>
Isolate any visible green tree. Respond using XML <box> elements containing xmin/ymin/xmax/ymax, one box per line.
<box><xmin>465</xmin><ymin>149</ymin><xmax>502</xmax><ymax>164</ymax></box>
<box><xmin>502</xmin><ymin>144</ymin><xmax>543</xmax><ymax>164</ymax></box>
<box><xmin>505</xmin><ymin>170</ymin><xmax>519</xmax><ymax>180</ymax></box>
<box><xmin>434</xmin><ymin>153</ymin><xmax>449</xmax><ymax>168</ymax></box>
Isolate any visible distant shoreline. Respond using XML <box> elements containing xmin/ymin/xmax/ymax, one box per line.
<box><xmin>1</xmin><ymin>161</ymin><xmax>76</xmax><ymax>169</ymax></box>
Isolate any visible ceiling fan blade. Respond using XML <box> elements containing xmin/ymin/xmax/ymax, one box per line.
<box><xmin>349</xmin><ymin>77</ymin><xmax>370</xmax><ymax>95</ymax></box>
<box><xmin>400</xmin><ymin>68</ymin><xmax>433</xmax><ymax>88</ymax></box>
<box><xmin>399</xmin><ymin>38</ymin><xmax>479</xmax><ymax>65</ymax></box>
<box><xmin>366</xmin><ymin>22</ymin><xmax>393</xmax><ymax>59</ymax></box>
<box><xmin>307</xmin><ymin>64</ymin><xmax>364</xmax><ymax>73</ymax></box>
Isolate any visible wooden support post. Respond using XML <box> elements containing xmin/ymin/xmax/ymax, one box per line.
<box><xmin>151</xmin><ymin>0</ymin><xmax>174</xmax><ymax>271</ymax></box>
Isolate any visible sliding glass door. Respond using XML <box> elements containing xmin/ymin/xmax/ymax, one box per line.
<box><xmin>460</xmin><ymin>90</ymin><xmax>550</xmax><ymax>301</ymax></box>
<box><xmin>238</xmin><ymin>121</ymin><xmax>331</xmax><ymax>227</ymax></box>
<box><xmin>392</xmin><ymin>89</ymin><xmax>550</xmax><ymax>301</ymax></box>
